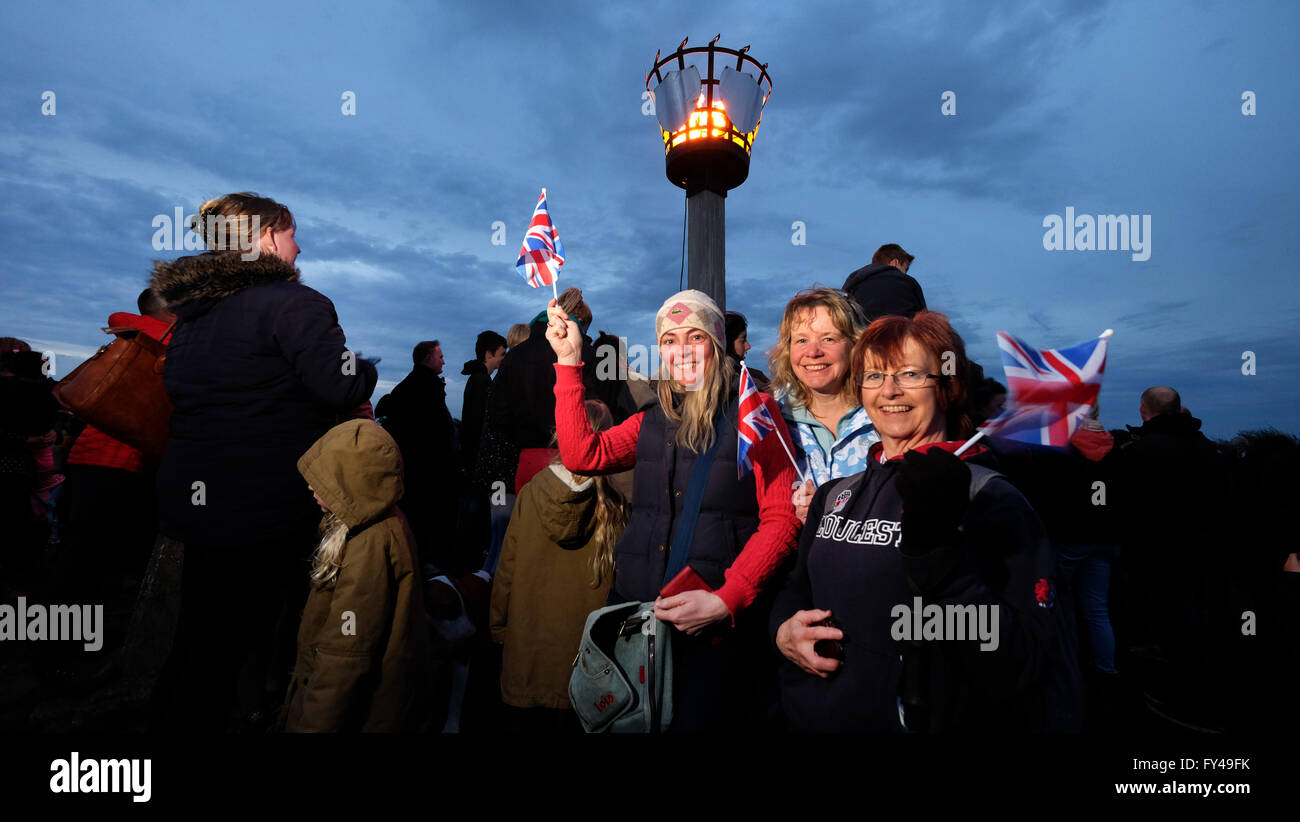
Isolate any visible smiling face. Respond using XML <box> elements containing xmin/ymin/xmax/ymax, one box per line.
<box><xmin>860</xmin><ymin>336</ymin><xmax>947</xmax><ymax>458</ymax></box>
<box><xmin>659</xmin><ymin>326</ymin><xmax>715</xmax><ymax>388</ymax></box>
<box><xmin>790</xmin><ymin>306</ymin><xmax>853</xmax><ymax>399</ymax></box>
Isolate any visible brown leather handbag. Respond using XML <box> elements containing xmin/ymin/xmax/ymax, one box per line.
<box><xmin>52</xmin><ymin>323</ymin><xmax>176</xmax><ymax>461</ymax></box>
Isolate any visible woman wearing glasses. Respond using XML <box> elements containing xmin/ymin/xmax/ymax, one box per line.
<box><xmin>770</xmin><ymin>311</ymin><xmax>1082</xmax><ymax>732</ymax></box>
<box><xmin>767</xmin><ymin>289</ymin><xmax>879</xmax><ymax>523</ymax></box>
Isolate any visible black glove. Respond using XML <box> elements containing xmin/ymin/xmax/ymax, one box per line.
<box><xmin>895</xmin><ymin>446</ymin><xmax>971</xmax><ymax>558</ymax></box>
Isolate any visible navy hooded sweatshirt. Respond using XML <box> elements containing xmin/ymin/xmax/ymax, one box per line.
<box><xmin>770</xmin><ymin>442</ymin><xmax>1082</xmax><ymax>733</ymax></box>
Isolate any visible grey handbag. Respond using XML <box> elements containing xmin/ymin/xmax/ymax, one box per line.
<box><xmin>569</xmin><ymin>601</ymin><xmax>673</xmax><ymax>733</ymax></box>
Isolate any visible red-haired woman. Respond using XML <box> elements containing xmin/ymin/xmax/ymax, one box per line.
<box><xmin>770</xmin><ymin>311</ymin><xmax>1082</xmax><ymax>732</ymax></box>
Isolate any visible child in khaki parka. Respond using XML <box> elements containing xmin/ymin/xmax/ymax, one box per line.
<box><xmin>281</xmin><ymin>419</ymin><xmax>431</xmax><ymax>732</ymax></box>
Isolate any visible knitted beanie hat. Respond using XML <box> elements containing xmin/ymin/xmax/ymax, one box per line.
<box><xmin>655</xmin><ymin>290</ymin><xmax>725</xmax><ymax>350</ymax></box>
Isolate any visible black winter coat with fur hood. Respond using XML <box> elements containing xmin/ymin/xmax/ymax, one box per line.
<box><xmin>151</xmin><ymin>251</ymin><xmax>377</xmax><ymax>546</ymax></box>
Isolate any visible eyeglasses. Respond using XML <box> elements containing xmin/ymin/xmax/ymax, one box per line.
<box><xmin>858</xmin><ymin>370</ymin><xmax>941</xmax><ymax>389</ymax></box>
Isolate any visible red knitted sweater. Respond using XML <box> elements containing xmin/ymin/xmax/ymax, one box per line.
<box><xmin>552</xmin><ymin>363</ymin><xmax>801</xmax><ymax>615</ymax></box>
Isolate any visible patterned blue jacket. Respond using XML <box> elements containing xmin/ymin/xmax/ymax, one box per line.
<box><xmin>777</xmin><ymin>397</ymin><xmax>879</xmax><ymax>487</ymax></box>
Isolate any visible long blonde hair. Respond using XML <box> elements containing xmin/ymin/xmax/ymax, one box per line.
<box><xmin>310</xmin><ymin>511</ymin><xmax>349</xmax><ymax>587</ymax></box>
<box><xmin>579</xmin><ymin>470</ymin><xmax>627</xmax><ymax>588</ymax></box>
<box><xmin>656</xmin><ymin>337</ymin><xmax>735</xmax><ymax>454</ymax></box>
<box><xmin>553</xmin><ymin>400</ymin><xmax>628</xmax><ymax>587</ymax></box>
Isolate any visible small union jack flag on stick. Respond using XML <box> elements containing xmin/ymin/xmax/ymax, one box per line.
<box><xmin>515</xmin><ymin>187</ymin><xmax>565</xmax><ymax>299</ymax></box>
<box><xmin>738</xmin><ymin>361</ymin><xmax>804</xmax><ymax>481</ymax></box>
<box><xmin>956</xmin><ymin>328</ymin><xmax>1112</xmax><ymax>455</ymax></box>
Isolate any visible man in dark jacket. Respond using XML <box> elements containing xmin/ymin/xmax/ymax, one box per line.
<box><xmin>455</xmin><ymin>330</ymin><xmax>507</xmax><ymax>582</ymax></box>
<box><xmin>841</xmin><ymin>243</ymin><xmax>927</xmax><ymax>323</ymax></box>
<box><xmin>379</xmin><ymin>340</ymin><xmax>461</xmax><ymax>572</ymax></box>
<box><xmin>844</xmin><ymin>245</ymin><xmax>990</xmax><ymax>425</ymax></box>
<box><xmin>1108</xmin><ymin>385</ymin><xmax>1228</xmax><ymax>728</ymax></box>
<box><xmin>459</xmin><ymin>330</ymin><xmax>506</xmax><ymax>474</ymax></box>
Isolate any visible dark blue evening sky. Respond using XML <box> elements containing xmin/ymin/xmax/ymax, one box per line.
<box><xmin>2</xmin><ymin>0</ymin><xmax>1296</xmax><ymax>439</ymax></box>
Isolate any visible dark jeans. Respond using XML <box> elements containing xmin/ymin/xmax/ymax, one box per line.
<box><xmin>483</xmin><ymin>491</ymin><xmax>515</xmax><ymax>574</ymax></box>
<box><xmin>1057</xmin><ymin>543</ymin><xmax>1119</xmax><ymax>674</ymax></box>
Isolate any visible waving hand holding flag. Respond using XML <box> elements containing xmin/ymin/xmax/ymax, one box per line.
<box><xmin>515</xmin><ymin>188</ymin><xmax>565</xmax><ymax>297</ymax></box>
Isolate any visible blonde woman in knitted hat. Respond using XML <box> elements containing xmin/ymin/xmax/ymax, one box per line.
<box><xmin>545</xmin><ymin>289</ymin><xmax>800</xmax><ymax>731</ymax></box>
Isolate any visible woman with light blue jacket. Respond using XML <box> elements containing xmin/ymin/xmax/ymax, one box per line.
<box><xmin>768</xmin><ymin>289</ymin><xmax>880</xmax><ymax>521</ymax></box>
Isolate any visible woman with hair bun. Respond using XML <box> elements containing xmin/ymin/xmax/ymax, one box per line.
<box><xmin>546</xmin><ymin>289</ymin><xmax>800</xmax><ymax>732</ymax></box>
<box><xmin>150</xmin><ymin>192</ymin><xmax>378</xmax><ymax>731</ymax></box>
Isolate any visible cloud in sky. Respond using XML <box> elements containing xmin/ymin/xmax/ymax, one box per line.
<box><xmin>1</xmin><ymin>0</ymin><xmax>1296</xmax><ymax>440</ymax></box>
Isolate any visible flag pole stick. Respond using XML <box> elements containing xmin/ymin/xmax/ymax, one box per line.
<box><xmin>543</xmin><ymin>186</ymin><xmax>559</xmax><ymax>303</ymax></box>
<box><xmin>1084</xmin><ymin>329</ymin><xmax>1115</xmax><ymax>416</ymax></box>
<box><xmin>775</xmin><ymin>424</ymin><xmax>807</xmax><ymax>483</ymax></box>
<box><xmin>954</xmin><ymin>429</ymin><xmax>985</xmax><ymax>457</ymax></box>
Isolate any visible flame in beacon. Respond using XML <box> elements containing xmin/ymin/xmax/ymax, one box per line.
<box><xmin>662</xmin><ymin>94</ymin><xmax>756</xmax><ymax>153</ymax></box>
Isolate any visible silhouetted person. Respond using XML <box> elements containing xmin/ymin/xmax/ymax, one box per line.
<box><xmin>0</xmin><ymin>339</ymin><xmax>59</xmax><ymax>596</ymax></box>
<box><xmin>460</xmin><ymin>330</ymin><xmax>507</xmax><ymax>475</ymax></box>
<box><xmin>841</xmin><ymin>243</ymin><xmax>927</xmax><ymax>323</ymax></box>
<box><xmin>60</xmin><ymin>289</ymin><xmax>175</xmax><ymax>606</ymax></box>
<box><xmin>970</xmin><ymin>377</ymin><xmax>1007</xmax><ymax>429</ymax></box>
<box><xmin>1109</xmin><ymin>385</ymin><xmax>1227</xmax><ymax>729</ymax></box>
<box><xmin>724</xmin><ymin>311</ymin><xmax>769</xmax><ymax>392</ymax></box>
<box><xmin>379</xmin><ymin>340</ymin><xmax>461</xmax><ymax>572</ymax></box>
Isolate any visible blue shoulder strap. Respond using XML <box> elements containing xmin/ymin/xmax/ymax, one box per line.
<box><xmin>662</xmin><ymin>404</ymin><xmax>731</xmax><ymax>586</ymax></box>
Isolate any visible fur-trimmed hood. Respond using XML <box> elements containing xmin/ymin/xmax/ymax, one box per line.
<box><xmin>150</xmin><ymin>250</ymin><xmax>300</xmax><ymax>307</ymax></box>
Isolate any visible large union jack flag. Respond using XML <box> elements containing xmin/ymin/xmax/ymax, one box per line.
<box><xmin>737</xmin><ymin>362</ymin><xmax>778</xmax><ymax>478</ymax></box>
<box><xmin>980</xmin><ymin>330</ymin><xmax>1110</xmax><ymax>447</ymax></box>
<box><xmin>515</xmin><ymin>188</ymin><xmax>565</xmax><ymax>288</ymax></box>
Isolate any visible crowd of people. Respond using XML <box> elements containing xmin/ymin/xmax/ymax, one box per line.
<box><xmin>1</xmin><ymin>196</ymin><xmax>1296</xmax><ymax>734</ymax></box>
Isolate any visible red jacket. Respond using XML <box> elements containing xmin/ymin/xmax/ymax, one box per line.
<box><xmin>67</xmin><ymin>312</ymin><xmax>172</xmax><ymax>473</ymax></box>
<box><xmin>553</xmin><ymin>363</ymin><xmax>800</xmax><ymax>616</ymax></box>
